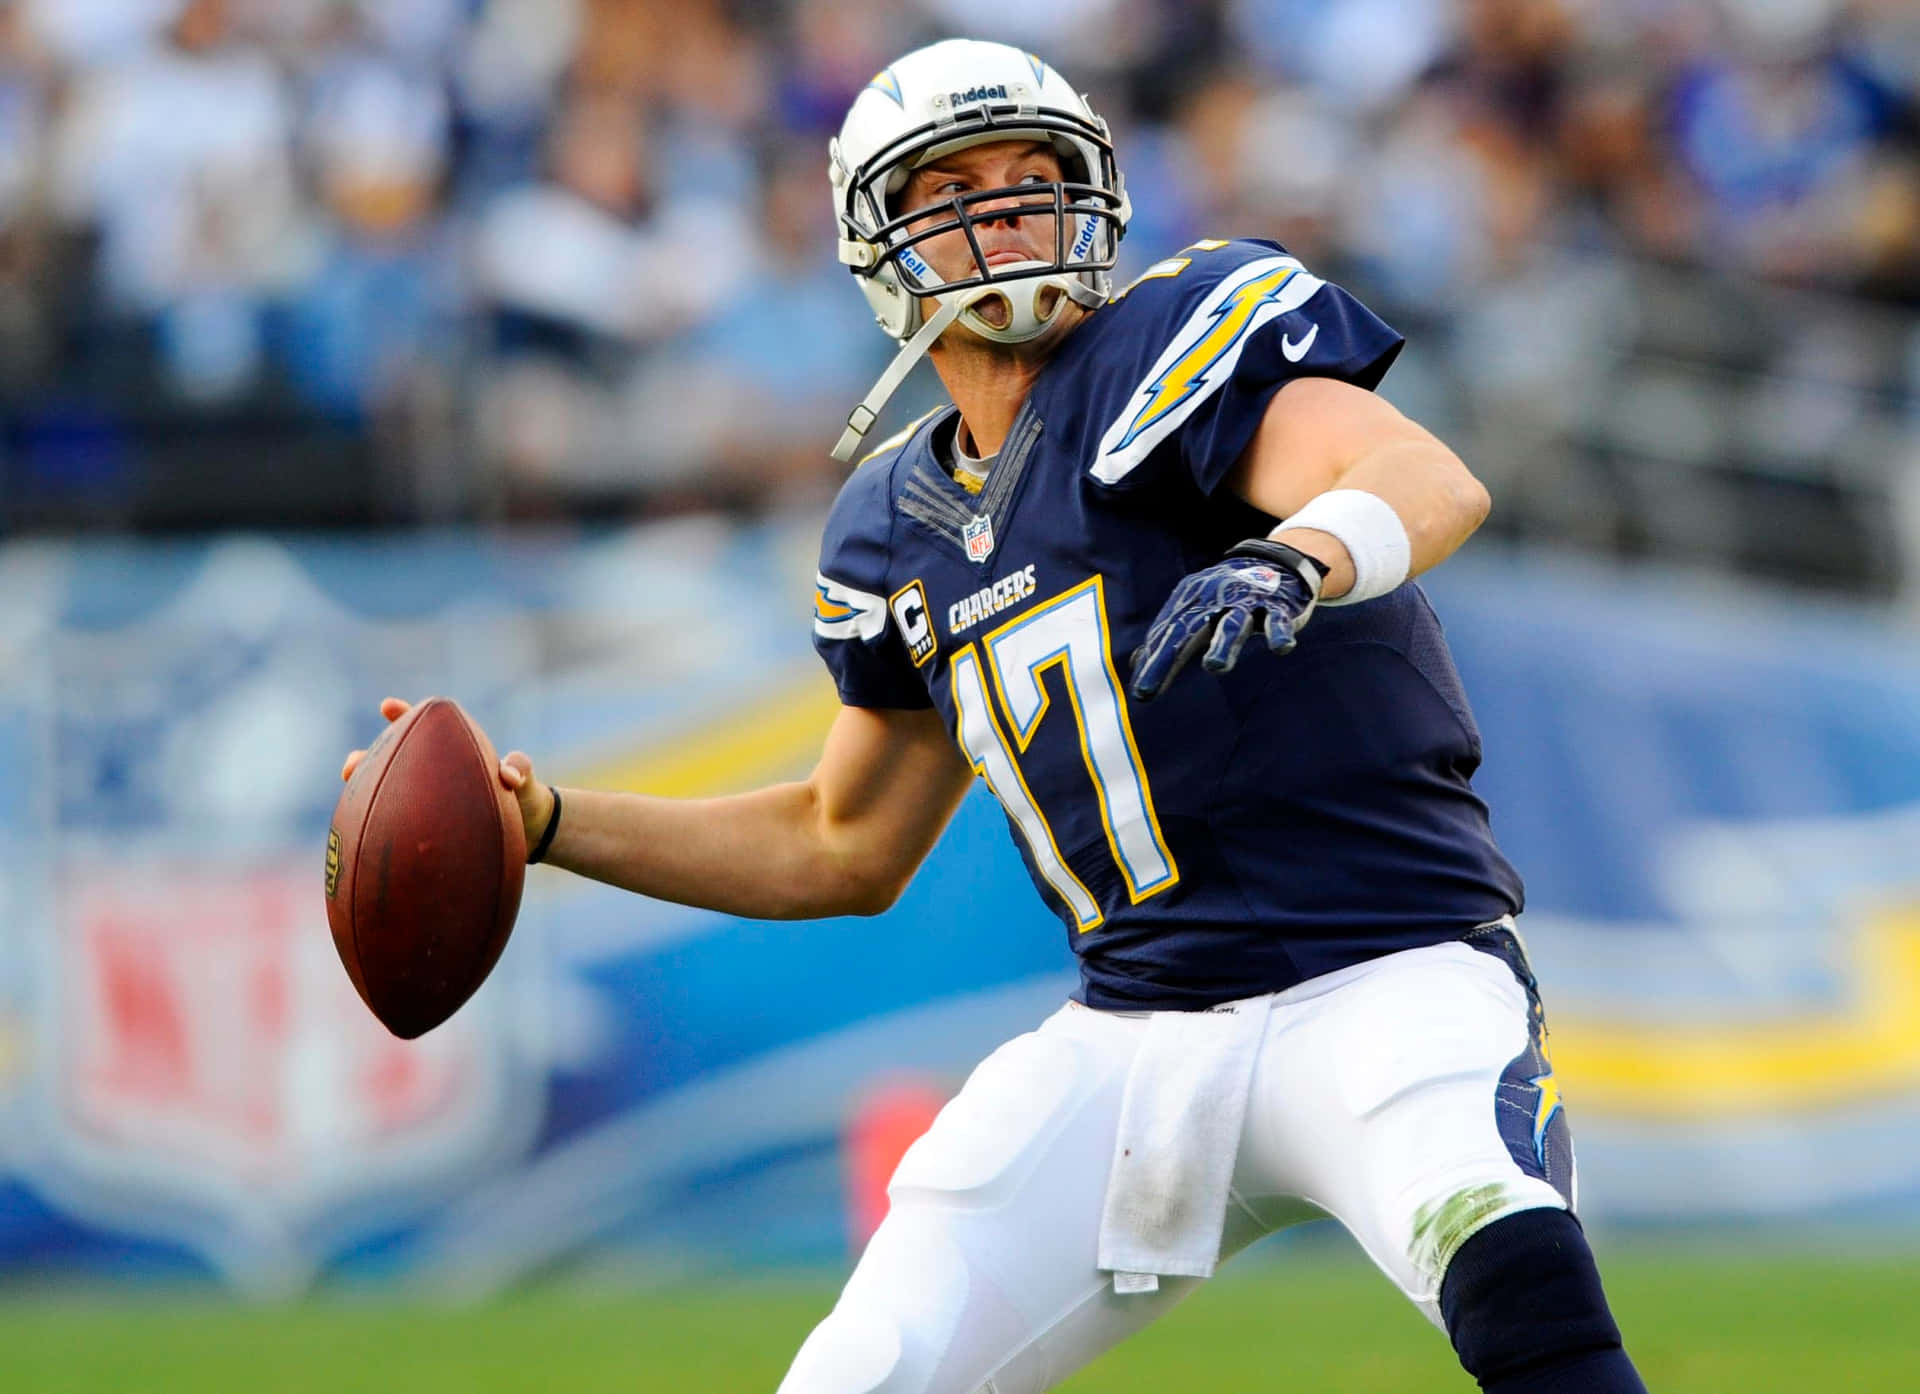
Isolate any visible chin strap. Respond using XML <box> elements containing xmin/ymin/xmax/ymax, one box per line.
<box><xmin>831</xmin><ymin>297</ymin><xmax>964</xmax><ymax>464</ymax></box>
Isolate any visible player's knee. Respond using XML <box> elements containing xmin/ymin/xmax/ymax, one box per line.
<box><xmin>1438</xmin><ymin>1207</ymin><xmax>1646</xmax><ymax>1393</ymax></box>
<box><xmin>779</xmin><ymin>1212</ymin><xmax>975</xmax><ymax>1394</ymax></box>
<box><xmin>776</xmin><ymin>1303</ymin><xmax>906</xmax><ymax>1394</ymax></box>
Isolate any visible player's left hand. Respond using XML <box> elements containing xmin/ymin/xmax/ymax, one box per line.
<box><xmin>340</xmin><ymin>697</ymin><xmax>556</xmax><ymax>853</ymax></box>
<box><xmin>1127</xmin><ymin>540</ymin><xmax>1325</xmax><ymax>701</ymax></box>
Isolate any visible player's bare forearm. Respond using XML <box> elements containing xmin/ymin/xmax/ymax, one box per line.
<box><xmin>538</xmin><ymin>782</ymin><xmax>882</xmax><ymax>917</ymax></box>
<box><xmin>1226</xmin><ymin>376</ymin><xmax>1491</xmax><ymax>600</ymax></box>
<box><xmin>1274</xmin><ymin>436</ymin><xmax>1488</xmax><ymax>598</ymax></box>
<box><xmin>539</xmin><ymin>704</ymin><xmax>973</xmax><ymax>919</ymax></box>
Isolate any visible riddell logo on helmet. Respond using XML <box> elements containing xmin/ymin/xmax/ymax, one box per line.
<box><xmin>949</xmin><ymin>84</ymin><xmax>1009</xmax><ymax>105</ymax></box>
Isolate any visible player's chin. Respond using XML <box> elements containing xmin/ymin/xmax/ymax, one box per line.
<box><xmin>987</xmin><ymin>281</ymin><xmax>1066</xmax><ymax>328</ymax></box>
<box><xmin>974</xmin><ymin>295</ymin><xmax>1014</xmax><ymax>330</ymax></box>
<box><xmin>937</xmin><ymin>313</ymin><xmax>999</xmax><ymax>348</ymax></box>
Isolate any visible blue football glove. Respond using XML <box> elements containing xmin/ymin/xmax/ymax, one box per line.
<box><xmin>1126</xmin><ymin>539</ymin><xmax>1326</xmax><ymax>702</ymax></box>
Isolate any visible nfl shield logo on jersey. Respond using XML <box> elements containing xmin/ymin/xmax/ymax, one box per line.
<box><xmin>964</xmin><ymin>514</ymin><xmax>995</xmax><ymax>564</ymax></box>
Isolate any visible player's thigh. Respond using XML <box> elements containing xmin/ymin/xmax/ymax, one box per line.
<box><xmin>1238</xmin><ymin>935</ymin><xmax>1573</xmax><ymax>1321</ymax></box>
<box><xmin>778</xmin><ymin>1004</ymin><xmax>1255</xmax><ymax>1394</ymax></box>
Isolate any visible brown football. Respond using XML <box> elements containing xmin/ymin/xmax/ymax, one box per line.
<box><xmin>325</xmin><ymin>697</ymin><xmax>526</xmax><ymax>1039</ymax></box>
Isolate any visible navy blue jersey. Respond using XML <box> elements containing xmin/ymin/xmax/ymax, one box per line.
<box><xmin>813</xmin><ymin>239</ymin><xmax>1524</xmax><ymax>1009</ymax></box>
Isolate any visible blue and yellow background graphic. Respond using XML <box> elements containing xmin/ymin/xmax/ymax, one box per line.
<box><xmin>6</xmin><ymin>527</ymin><xmax>1920</xmax><ymax>1306</ymax></box>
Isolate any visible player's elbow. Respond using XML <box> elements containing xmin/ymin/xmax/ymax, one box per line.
<box><xmin>1456</xmin><ymin>466</ymin><xmax>1492</xmax><ymax>532</ymax></box>
<box><xmin>760</xmin><ymin>868</ymin><xmax>900</xmax><ymax>920</ymax></box>
<box><xmin>840</xmin><ymin>847</ymin><xmax>919</xmax><ymax>916</ymax></box>
<box><xmin>803</xmin><ymin>864</ymin><xmax>907</xmax><ymax>918</ymax></box>
<box><xmin>804</xmin><ymin>844</ymin><xmax>914</xmax><ymax>918</ymax></box>
<box><xmin>845</xmin><ymin>873</ymin><xmax>909</xmax><ymax>917</ymax></box>
<box><xmin>1436</xmin><ymin>448</ymin><xmax>1491</xmax><ymax>536</ymax></box>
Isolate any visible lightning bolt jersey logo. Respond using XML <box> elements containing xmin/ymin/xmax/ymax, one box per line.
<box><xmin>813</xmin><ymin>573</ymin><xmax>888</xmax><ymax>642</ymax></box>
<box><xmin>1093</xmin><ymin>256</ymin><xmax>1325</xmax><ymax>484</ymax></box>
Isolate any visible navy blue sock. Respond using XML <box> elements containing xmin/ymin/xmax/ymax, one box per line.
<box><xmin>1439</xmin><ymin>1208</ymin><xmax>1648</xmax><ymax>1393</ymax></box>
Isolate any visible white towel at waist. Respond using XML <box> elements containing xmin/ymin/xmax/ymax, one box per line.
<box><xmin>1095</xmin><ymin>994</ymin><xmax>1272</xmax><ymax>1293</ymax></box>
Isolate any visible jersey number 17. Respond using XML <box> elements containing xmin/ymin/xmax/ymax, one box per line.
<box><xmin>950</xmin><ymin>576</ymin><xmax>1179</xmax><ymax>931</ymax></box>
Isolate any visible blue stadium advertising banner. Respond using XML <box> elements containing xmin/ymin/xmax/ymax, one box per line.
<box><xmin>3</xmin><ymin>524</ymin><xmax>1920</xmax><ymax>1295</ymax></box>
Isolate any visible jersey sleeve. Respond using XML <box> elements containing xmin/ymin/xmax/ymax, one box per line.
<box><xmin>1090</xmin><ymin>240</ymin><xmax>1404</xmax><ymax>497</ymax></box>
<box><xmin>812</xmin><ymin>460</ymin><xmax>933</xmax><ymax>711</ymax></box>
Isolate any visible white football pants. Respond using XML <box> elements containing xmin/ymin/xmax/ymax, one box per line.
<box><xmin>776</xmin><ymin>938</ymin><xmax>1574</xmax><ymax>1394</ymax></box>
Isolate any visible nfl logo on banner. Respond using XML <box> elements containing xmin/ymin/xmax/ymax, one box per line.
<box><xmin>964</xmin><ymin>514</ymin><xmax>995</xmax><ymax>564</ymax></box>
<box><xmin>32</xmin><ymin>859</ymin><xmax>538</xmax><ymax>1295</ymax></box>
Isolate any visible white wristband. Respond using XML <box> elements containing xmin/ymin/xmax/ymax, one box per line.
<box><xmin>1271</xmin><ymin>489</ymin><xmax>1410</xmax><ymax>606</ymax></box>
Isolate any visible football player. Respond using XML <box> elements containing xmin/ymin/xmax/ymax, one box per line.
<box><xmin>347</xmin><ymin>37</ymin><xmax>1645</xmax><ymax>1394</ymax></box>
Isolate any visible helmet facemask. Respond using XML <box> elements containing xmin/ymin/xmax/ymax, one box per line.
<box><xmin>859</xmin><ymin>153</ymin><xmax>1127</xmax><ymax>346</ymax></box>
<box><xmin>833</xmin><ymin>99</ymin><xmax>1129</xmax><ymax>345</ymax></box>
<box><xmin>826</xmin><ymin>41</ymin><xmax>1132</xmax><ymax>461</ymax></box>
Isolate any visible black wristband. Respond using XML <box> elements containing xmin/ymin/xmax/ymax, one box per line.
<box><xmin>1224</xmin><ymin>537</ymin><xmax>1329</xmax><ymax>594</ymax></box>
<box><xmin>527</xmin><ymin>785</ymin><xmax>562</xmax><ymax>865</ymax></box>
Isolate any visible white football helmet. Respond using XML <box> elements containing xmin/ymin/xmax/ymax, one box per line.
<box><xmin>827</xmin><ymin>39</ymin><xmax>1131</xmax><ymax>460</ymax></box>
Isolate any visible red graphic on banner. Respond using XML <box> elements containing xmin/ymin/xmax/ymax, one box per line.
<box><xmin>844</xmin><ymin>1076</ymin><xmax>948</xmax><ymax>1252</ymax></box>
<box><xmin>60</xmin><ymin>863</ymin><xmax>485</xmax><ymax>1194</ymax></box>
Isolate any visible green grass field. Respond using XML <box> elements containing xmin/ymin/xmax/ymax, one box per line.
<box><xmin>3</xmin><ymin>1245</ymin><xmax>1914</xmax><ymax>1393</ymax></box>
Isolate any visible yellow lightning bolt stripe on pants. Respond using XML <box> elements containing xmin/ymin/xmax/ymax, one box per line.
<box><xmin>1529</xmin><ymin>1042</ymin><xmax>1564</xmax><ymax>1168</ymax></box>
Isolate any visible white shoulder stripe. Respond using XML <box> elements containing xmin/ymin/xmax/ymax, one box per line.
<box><xmin>856</xmin><ymin>406</ymin><xmax>945</xmax><ymax>468</ymax></box>
<box><xmin>813</xmin><ymin>571</ymin><xmax>889</xmax><ymax>642</ymax></box>
<box><xmin>1092</xmin><ymin>255</ymin><xmax>1324</xmax><ymax>485</ymax></box>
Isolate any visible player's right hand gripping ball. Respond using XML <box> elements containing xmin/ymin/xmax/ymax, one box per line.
<box><xmin>1127</xmin><ymin>540</ymin><xmax>1326</xmax><ymax>701</ymax></box>
<box><xmin>325</xmin><ymin>697</ymin><xmax>526</xmax><ymax>1039</ymax></box>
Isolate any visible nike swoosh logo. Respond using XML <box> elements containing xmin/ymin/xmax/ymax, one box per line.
<box><xmin>1280</xmin><ymin>323</ymin><xmax>1318</xmax><ymax>362</ymax></box>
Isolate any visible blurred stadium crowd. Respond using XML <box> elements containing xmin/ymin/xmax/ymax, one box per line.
<box><xmin>0</xmin><ymin>0</ymin><xmax>1914</xmax><ymax>588</ymax></box>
